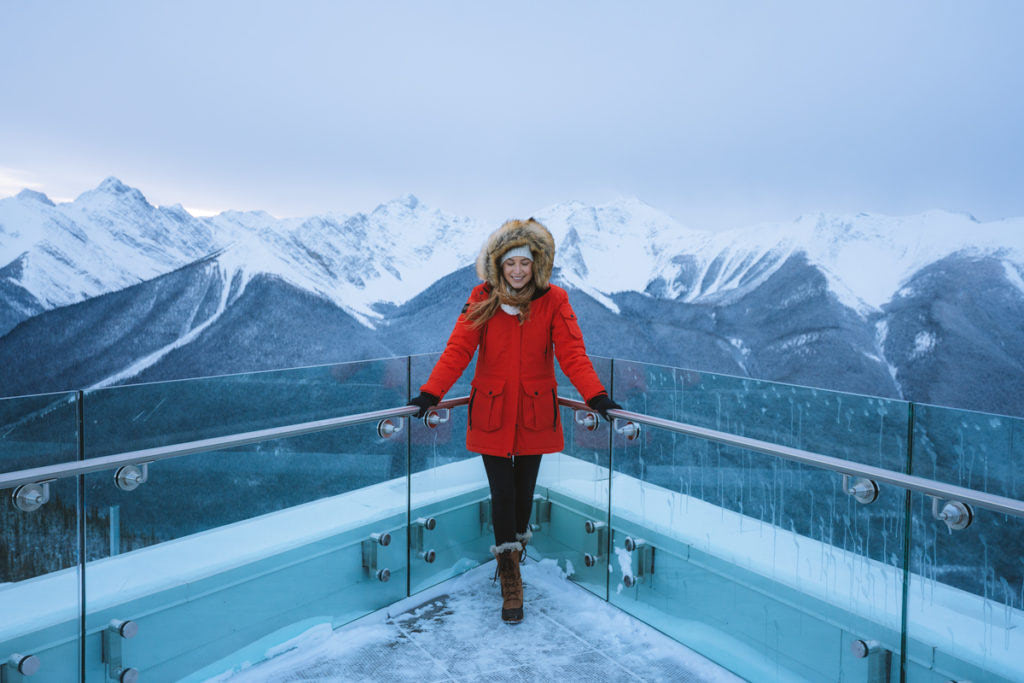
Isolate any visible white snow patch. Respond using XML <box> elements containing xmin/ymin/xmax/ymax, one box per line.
<box><xmin>264</xmin><ymin>622</ymin><xmax>333</xmax><ymax>658</ymax></box>
<box><xmin>874</xmin><ymin>320</ymin><xmax>902</xmax><ymax>394</ymax></box>
<box><xmin>911</xmin><ymin>331</ymin><xmax>936</xmax><ymax>359</ymax></box>
<box><xmin>87</xmin><ymin>262</ymin><xmax>245</xmax><ymax>389</ymax></box>
<box><xmin>1002</xmin><ymin>260</ymin><xmax>1024</xmax><ymax>294</ymax></box>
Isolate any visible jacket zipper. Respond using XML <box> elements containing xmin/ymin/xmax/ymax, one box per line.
<box><xmin>551</xmin><ymin>388</ymin><xmax>557</xmax><ymax>431</ymax></box>
<box><xmin>512</xmin><ymin>320</ymin><xmax>523</xmax><ymax>458</ymax></box>
<box><xmin>468</xmin><ymin>388</ymin><xmax>476</xmax><ymax>429</ymax></box>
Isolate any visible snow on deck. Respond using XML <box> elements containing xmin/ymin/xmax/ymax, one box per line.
<box><xmin>201</xmin><ymin>560</ymin><xmax>742</xmax><ymax>683</ymax></box>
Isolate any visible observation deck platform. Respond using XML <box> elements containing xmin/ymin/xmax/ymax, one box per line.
<box><xmin>213</xmin><ymin>560</ymin><xmax>736</xmax><ymax>682</ymax></box>
<box><xmin>2</xmin><ymin>355</ymin><xmax>1022</xmax><ymax>682</ymax></box>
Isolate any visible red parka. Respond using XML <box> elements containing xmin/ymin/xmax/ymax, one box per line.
<box><xmin>420</xmin><ymin>283</ymin><xmax>607</xmax><ymax>458</ymax></box>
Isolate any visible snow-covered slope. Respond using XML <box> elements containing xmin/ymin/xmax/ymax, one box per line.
<box><xmin>4</xmin><ymin>178</ymin><xmax>1020</xmax><ymax>330</ymax></box>
<box><xmin>0</xmin><ymin>178</ymin><xmax>220</xmax><ymax>336</ymax></box>
<box><xmin>0</xmin><ymin>180</ymin><xmax>482</xmax><ymax>332</ymax></box>
<box><xmin>2</xmin><ymin>178</ymin><xmax>1022</xmax><ymax>415</ymax></box>
<box><xmin>206</xmin><ymin>195</ymin><xmax>480</xmax><ymax>326</ymax></box>
<box><xmin>536</xmin><ymin>199</ymin><xmax>1024</xmax><ymax>317</ymax></box>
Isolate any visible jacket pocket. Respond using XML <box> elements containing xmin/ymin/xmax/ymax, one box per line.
<box><xmin>559</xmin><ymin>302</ymin><xmax>584</xmax><ymax>339</ymax></box>
<box><xmin>521</xmin><ymin>377</ymin><xmax>558</xmax><ymax>431</ymax></box>
<box><xmin>470</xmin><ymin>376</ymin><xmax>506</xmax><ymax>432</ymax></box>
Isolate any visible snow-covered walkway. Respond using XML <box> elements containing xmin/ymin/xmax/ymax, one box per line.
<box><xmin>207</xmin><ymin>559</ymin><xmax>742</xmax><ymax>682</ymax></box>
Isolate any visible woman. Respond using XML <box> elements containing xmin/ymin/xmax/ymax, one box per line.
<box><xmin>407</xmin><ymin>218</ymin><xmax>620</xmax><ymax>624</ymax></box>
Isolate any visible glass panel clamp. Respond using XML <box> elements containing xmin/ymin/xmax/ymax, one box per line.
<box><xmin>573</xmin><ymin>410</ymin><xmax>599</xmax><ymax>431</ymax></box>
<box><xmin>102</xmin><ymin>619</ymin><xmax>139</xmax><ymax>683</ymax></box>
<box><xmin>423</xmin><ymin>408</ymin><xmax>450</xmax><ymax>429</ymax></box>
<box><xmin>622</xmin><ymin>537</ymin><xmax>654</xmax><ymax>588</ymax></box>
<box><xmin>582</xmin><ymin>520</ymin><xmax>607</xmax><ymax>568</ymax></box>
<box><xmin>114</xmin><ymin>463</ymin><xmax>150</xmax><ymax>492</ymax></box>
<box><xmin>614</xmin><ymin>419</ymin><xmax>642</xmax><ymax>441</ymax></box>
<box><xmin>2</xmin><ymin>653</ymin><xmax>41</xmax><ymax>681</ymax></box>
<box><xmin>849</xmin><ymin>639</ymin><xmax>891</xmax><ymax>683</ymax></box>
<box><xmin>361</xmin><ymin>531</ymin><xmax>392</xmax><ymax>581</ymax></box>
<box><xmin>530</xmin><ymin>494</ymin><xmax>551</xmax><ymax>532</ymax></box>
<box><xmin>842</xmin><ymin>474</ymin><xmax>879</xmax><ymax>505</ymax></box>
<box><xmin>930</xmin><ymin>496</ymin><xmax>974</xmax><ymax>532</ymax></box>
<box><xmin>377</xmin><ymin>418</ymin><xmax>404</xmax><ymax>439</ymax></box>
<box><xmin>11</xmin><ymin>481</ymin><xmax>52</xmax><ymax>513</ymax></box>
<box><xmin>479</xmin><ymin>499</ymin><xmax>493</xmax><ymax>535</ymax></box>
<box><xmin>411</xmin><ymin>517</ymin><xmax>437</xmax><ymax>563</ymax></box>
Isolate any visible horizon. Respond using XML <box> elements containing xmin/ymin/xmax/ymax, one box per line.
<box><xmin>2</xmin><ymin>174</ymin><xmax>1011</xmax><ymax>233</ymax></box>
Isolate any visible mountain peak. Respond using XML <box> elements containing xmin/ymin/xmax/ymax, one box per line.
<box><xmin>77</xmin><ymin>176</ymin><xmax>152</xmax><ymax>209</ymax></box>
<box><xmin>373</xmin><ymin>194</ymin><xmax>421</xmax><ymax>215</ymax></box>
<box><xmin>15</xmin><ymin>189</ymin><xmax>55</xmax><ymax>206</ymax></box>
<box><xmin>98</xmin><ymin>176</ymin><xmax>130</xmax><ymax>193</ymax></box>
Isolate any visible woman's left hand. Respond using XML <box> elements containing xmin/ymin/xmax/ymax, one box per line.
<box><xmin>586</xmin><ymin>394</ymin><xmax>622</xmax><ymax>421</ymax></box>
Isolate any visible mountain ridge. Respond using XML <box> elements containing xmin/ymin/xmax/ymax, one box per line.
<box><xmin>1</xmin><ymin>178</ymin><xmax>1022</xmax><ymax>417</ymax></box>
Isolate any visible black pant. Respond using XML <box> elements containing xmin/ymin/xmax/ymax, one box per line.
<box><xmin>482</xmin><ymin>454</ymin><xmax>542</xmax><ymax>546</ymax></box>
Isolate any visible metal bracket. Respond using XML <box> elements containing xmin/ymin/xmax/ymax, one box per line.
<box><xmin>843</xmin><ymin>474</ymin><xmax>880</xmax><ymax>505</ymax></box>
<box><xmin>11</xmin><ymin>481</ymin><xmax>51</xmax><ymax>512</ymax></box>
<box><xmin>479</xmin><ymin>499</ymin><xmax>493</xmax><ymax>535</ymax></box>
<box><xmin>377</xmin><ymin>418</ymin><xmax>404</xmax><ymax>439</ymax></box>
<box><xmin>582</xmin><ymin>520</ymin><xmax>607</xmax><ymax>568</ymax></box>
<box><xmin>574</xmin><ymin>410</ymin><xmax>599</xmax><ymax>431</ymax></box>
<box><xmin>614</xmin><ymin>419</ymin><xmax>642</xmax><ymax>441</ymax></box>
<box><xmin>411</xmin><ymin>517</ymin><xmax>437</xmax><ymax>563</ymax></box>
<box><xmin>2</xmin><ymin>653</ymin><xmax>41</xmax><ymax>681</ymax></box>
<box><xmin>102</xmin><ymin>620</ymin><xmax>139</xmax><ymax>683</ymax></box>
<box><xmin>531</xmin><ymin>494</ymin><xmax>551</xmax><ymax>531</ymax></box>
<box><xmin>114</xmin><ymin>463</ymin><xmax>149</xmax><ymax>492</ymax></box>
<box><xmin>423</xmin><ymin>408</ymin><xmax>450</xmax><ymax>429</ymax></box>
<box><xmin>850</xmin><ymin>639</ymin><xmax>891</xmax><ymax>682</ymax></box>
<box><xmin>361</xmin><ymin>531</ymin><xmax>392</xmax><ymax>581</ymax></box>
<box><xmin>622</xmin><ymin>537</ymin><xmax>655</xmax><ymax>588</ymax></box>
<box><xmin>931</xmin><ymin>496</ymin><xmax>974</xmax><ymax>532</ymax></box>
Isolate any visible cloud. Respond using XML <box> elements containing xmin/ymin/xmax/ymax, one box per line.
<box><xmin>0</xmin><ymin>167</ymin><xmax>43</xmax><ymax>198</ymax></box>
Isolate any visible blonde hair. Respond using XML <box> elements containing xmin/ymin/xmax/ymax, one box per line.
<box><xmin>466</xmin><ymin>278</ymin><xmax>535</xmax><ymax>328</ymax></box>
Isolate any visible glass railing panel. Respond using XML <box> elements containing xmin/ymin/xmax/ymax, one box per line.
<box><xmin>609</xmin><ymin>360</ymin><xmax>909</xmax><ymax>682</ymax></box>
<box><xmin>906</xmin><ymin>405</ymin><xmax>1024</xmax><ymax>682</ymax></box>
<box><xmin>0</xmin><ymin>391</ymin><xmax>82</xmax><ymax>683</ymax></box>
<box><xmin>408</xmin><ymin>353</ymin><xmax>490</xmax><ymax>593</ymax></box>
<box><xmin>77</xmin><ymin>359</ymin><xmax>409</xmax><ymax>681</ymax></box>
<box><xmin>532</xmin><ymin>356</ymin><xmax>613</xmax><ymax>599</ymax></box>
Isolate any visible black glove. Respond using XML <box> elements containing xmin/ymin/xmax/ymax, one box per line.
<box><xmin>587</xmin><ymin>393</ymin><xmax>621</xmax><ymax>421</ymax></box>
<box><xmin>407</xmin><ymin>392</ymin><xmax>440</xmax><ymax>418</ymax></box>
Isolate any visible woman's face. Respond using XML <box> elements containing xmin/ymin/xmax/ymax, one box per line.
<box><xmin>502</xmin><ymin>256</ymin><xmax>533</xmax><ymax>290</ymax></box>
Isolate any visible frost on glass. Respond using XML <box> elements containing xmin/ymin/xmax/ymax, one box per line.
<box><xmin>907</xmin><ymin>406</ymin><xmax>1024</xmax><ymax>682</ymax></box>
<box><xmin>0</xmin><ymin>391</ymin><xmax>82</xmax><ymax>683</ymax></box>
<box><xmin>80</xmin><ymin>359</ymin><xmax>409</xmax><ymax>551</ymax></box>
<box><xmin>76</xmin><ymin>359</ymin><xmax>411</xmax><ymax>680</ymax></box>
<box><xmin>608</xmin><ymin>360</ymin><xmax>909</xmax><ymax>682</ymax></box>
<box><xmin>535</xmin><ymin>356</ymin><xmax>612</xmax><ymax>598</ymax></box>
<box><xmin>408</xmin><ymin>352</ymin><xmax>491</xmax><ymax>592</ymax></box>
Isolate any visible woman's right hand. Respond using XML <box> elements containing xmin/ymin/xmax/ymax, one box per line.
<box><xmin>407</xmin><ymin>392</ymin><xmax>440</xmax><ymax>418</ymax></box>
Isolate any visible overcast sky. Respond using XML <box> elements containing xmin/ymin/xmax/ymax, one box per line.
<box><xmin>1</xmin><ymin>1</ymin><xmax>1022</xmax><ymax>230</ymax></box>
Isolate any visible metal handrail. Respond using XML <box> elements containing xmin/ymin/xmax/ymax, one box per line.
<box><xmin>2</xmin><ymin>392</ymin><xmax>1021</xmax><ymax>520</ymax></box>
<box><xmin>557</xmin><ymin>397</ymin><xmax>1024</xmax><ymax>519</ymax></box>
<box><xmin>0</xmin><ymin>396</ymin><xmax>469</xmax><ymax>491</ymax></box>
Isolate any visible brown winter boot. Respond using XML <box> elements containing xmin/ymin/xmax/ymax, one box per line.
<box><xmin>492</xmin><ymin>542</ymin><xmax>524</xmax><ymax>623</ymax></box>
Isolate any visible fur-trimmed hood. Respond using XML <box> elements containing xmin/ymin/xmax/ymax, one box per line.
<box><xmin>475</xmin><ymin>218</ymin><xmax>556</xmax><ymax>289</ymax></box>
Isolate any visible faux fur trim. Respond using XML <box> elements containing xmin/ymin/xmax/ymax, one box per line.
<box><xmin>475</xmin><ymin>219</ymin><xmax>556</xmax><ymax>290</ymax></box>
<box><xmin>490</xmin><ymin>541</ymin><xmax>524</xmax><ymax>556</ymax></box>
<box><xmin>515</xmin><ymin>529</ymin><xmax>533</xmax><ymax>544</ymax></box>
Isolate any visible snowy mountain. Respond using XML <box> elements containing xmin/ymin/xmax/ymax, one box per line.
<box><xmin>1</xmin><ymin>178</ymin><xmax>1022</xmax><ymax>417</ymax></box>
<box><xmin>0</xmin><ymin>180</ymin><xmax>481</xmax><ymax>333</ymax></box>
<box><xmin>0</xmin><ymin>178</ymin><xmax>219</xmax><ymax>335</ymax></box>
<box><xmin>206</xmin><ymin>194</ymin><xmax>480</xmax><ymax>326</ymax></box>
